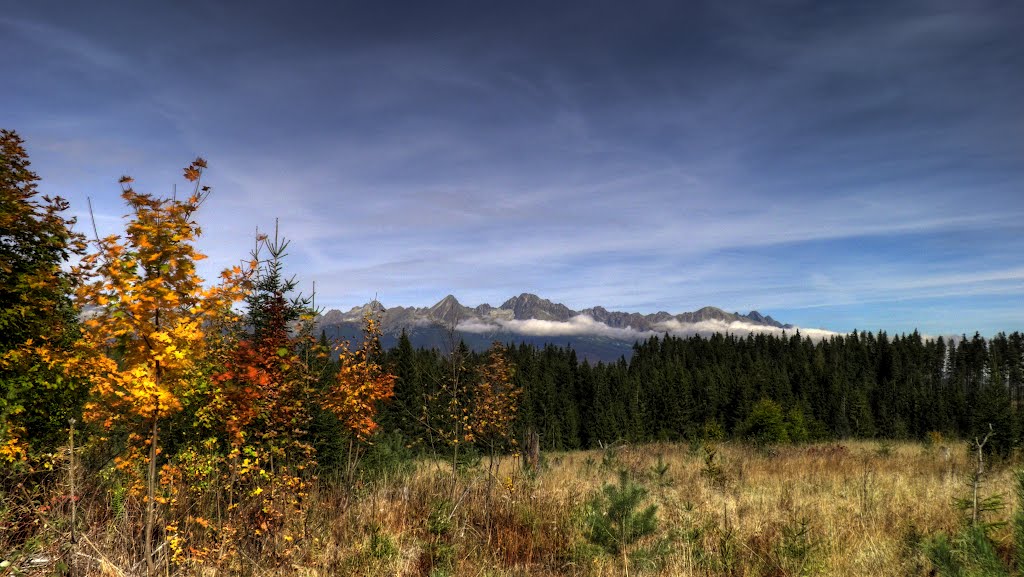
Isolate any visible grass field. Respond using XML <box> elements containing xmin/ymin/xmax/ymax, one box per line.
<box><xmin>8</xmin><ymin>439</ymin><xmax>1018</xmax><ymax>576</ymax></box>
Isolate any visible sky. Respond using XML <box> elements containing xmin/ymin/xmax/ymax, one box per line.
<box><xmin>3</xmin><ymin>0</ymin><xmax>1023</xmax><ymax>337</ymax></box>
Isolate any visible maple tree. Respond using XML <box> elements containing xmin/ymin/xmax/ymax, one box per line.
<box><xmin>73</xmin><ymin>158</ymin><xmax>249</xmax><ymax>574</ymax></box>
<box><xmin>0</xmin><ymin>129</ymin><xmax>86</xmax><ymax>464</ymax></box>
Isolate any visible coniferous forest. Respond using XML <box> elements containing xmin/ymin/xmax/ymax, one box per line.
<box><xmin>378</xmin><ymin>329</ymin><xmax>1024</xmax><ymax>455</ymax></box>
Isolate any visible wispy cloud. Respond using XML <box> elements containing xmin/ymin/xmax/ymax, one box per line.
<box><xmin>5</xmin><ymin>0</ymin><xmax>1023</xmax><ymax>337</ymax></box>
<box><xmin>0</xmin><ymin>16</ymin><xmax>128</xmax><ymax>71</ymax></box>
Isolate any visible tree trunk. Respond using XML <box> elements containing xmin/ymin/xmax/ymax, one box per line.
<box><xmin>145</xmin><ymin>414</ymin><xmax>159</xmax><ymax>577</ymax></box>
<box><xmin>68</xmin><ymin>419</ymin><xmax>77</xmax><ymax>577</ymax></box>
<box><xmin>524</xmin><ymin>428</ymin><xmax>540</xmax><ymax>473</ymax></box>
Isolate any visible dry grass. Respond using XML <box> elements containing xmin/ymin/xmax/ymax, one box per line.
<box><xmin>7</xmin><ymin>440</ymin><xmax>1018</xmax><ymax>576</ymax></box>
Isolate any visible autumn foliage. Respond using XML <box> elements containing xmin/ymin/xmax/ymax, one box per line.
<box><xmin>0</xmin><ymin>130</ymin><xmax>86</xmax><ymax>464</ymax></box>
<box><xmin>73</xmin><ymin>159</ymin><xmax>248</xmax><ymax>474</ymax></box>
<box><xmin>0</xmin><ymin>130</ymin><xmax>88</xmax><ymax>555</ymax></box>
<box><xmin>467</xmin><ymin>342</ymin><xmax>521</xmax><ymax>460</ymax></box>
<box><xmin>206</xmin><ymin>229</ymin><xmax>316</xmax><ymax>451</ymax></box>
<box><xmin>173</xmin><ymin>229</ymin><xmax>321</xmax><ymax>562</ymax></box>
<box><xmin>327</xmin><ymin>314</ymin><xmax>396</xmax><ymax>440</ymax></box>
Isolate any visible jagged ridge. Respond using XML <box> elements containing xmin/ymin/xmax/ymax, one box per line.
<box><xmin>320</xmin><ymin>292</ymin><xmax>792</xmax><ymax>335</ymax></box>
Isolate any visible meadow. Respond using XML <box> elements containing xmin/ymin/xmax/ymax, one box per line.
<box><xmin>11</xmin><ymin>439</ymin><xmax>1015</xmax><ymax>577</ymax></box>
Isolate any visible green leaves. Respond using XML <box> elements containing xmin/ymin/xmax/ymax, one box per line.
<box><xmin>0</xmin><ymin>129</ymin><xmax>85</xmax><ymax>459</ymax></box>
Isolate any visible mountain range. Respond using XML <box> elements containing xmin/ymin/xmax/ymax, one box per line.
<box><xmin>316</xmin><ymin>293</ymin><xmax>808</xmax><ymax>362</ymax></box>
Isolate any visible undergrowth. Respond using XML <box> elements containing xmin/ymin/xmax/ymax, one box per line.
<box><xmin>2</xmin><ymin>440</ymin><xmax>1017</xmax><ymax>576</ymax></box>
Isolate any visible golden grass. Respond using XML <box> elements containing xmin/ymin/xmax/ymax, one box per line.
<box><xmin>20</xmin><ymin>440</ymin><xmax>1021</xmax><ymax>576</ymax></box>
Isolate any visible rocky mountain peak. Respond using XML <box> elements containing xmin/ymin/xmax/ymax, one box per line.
<box><xmin>500</xmin><ymin>293</ymin><xmax>574</xmax><ymax>321</ymax></box>
<box><xmin>432</xmin><ymin>294</ymin><xmax>461</xmax><ymax>309</ymax></box>
<box><xmin>313</xmin><ymin>294</ymin><xmax>820</xmax><ymax>364</ymax></box>
<box><xmin>428</xmin><ymin>294</ymin><xmax>469</xmax><ymax>325</ymax></box>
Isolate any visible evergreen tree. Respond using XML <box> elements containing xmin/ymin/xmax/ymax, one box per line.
<box><xmin>382</xmin><ymin>329</ymin><xmax>423</xmax><ymax>443</ymax></box>
<box><xmin>584</xmin><ymin>471</ymin><xmax>659</xmax><ymax>575</ymax></box>
<box><xmin>740</xmin><ymin>398</ymin><xmax>790</xmax><ymax>445</ymax></box>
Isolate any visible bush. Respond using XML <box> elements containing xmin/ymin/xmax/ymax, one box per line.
<box><xmin>584</xmin><ymin>471</ymin><xmax>661</xmax><ymax>573</ymax></box>
<box><xmin>360</xmin><ymin>430</ymin><xmax>415</xmax><ymax>481</ymax></box>
<box><xmin>786</xmin><ymin>407</ymin><xmax>810</xmax><ymax>444</ymax></box>
<box><xmin>740</xmin><ymin>399</ymin><xmax>789</xmax><ymax>445</ymax></box>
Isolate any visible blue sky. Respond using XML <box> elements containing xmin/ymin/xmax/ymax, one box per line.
<box><xmin>3</xmin><ymin>0</ymin><xmax>1022</xmax><ymax>336</ymax></box>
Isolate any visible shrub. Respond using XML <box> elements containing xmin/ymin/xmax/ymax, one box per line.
<box><xmin>360</xmin><ymin>429</ymin><xmax>415</xmax><ymax>482</ymax></box>
<box><xmin>739</xmin><ymin>399</ymin><xmax>789</xmax><ymax>445</ymax></box>
<box><xmin>584</xmin><ymin>471</ymin><xmax>660</xmax><ymax>573</ymax></box>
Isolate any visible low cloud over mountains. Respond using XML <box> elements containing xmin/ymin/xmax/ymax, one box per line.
<box><xmin>317</xmin><ymin>294</ymin><xmax>838</xmax><ymax>360</ymax></box>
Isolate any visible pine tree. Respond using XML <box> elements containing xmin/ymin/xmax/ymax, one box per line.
<box><xmin>206</xmin><ymin>223</ymin><xmax>316</xmax><ymax>454</ymax></box>
<box><xmin>584</xmin><ymin>471</ymin><xmax>659</xmax><ymax>576</ymax></box>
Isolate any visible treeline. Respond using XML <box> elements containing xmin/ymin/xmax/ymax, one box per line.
<box><xmin>377</xmin><ymin>329</ymin><xmax>1024</xmax><ymax>455</ymax></box>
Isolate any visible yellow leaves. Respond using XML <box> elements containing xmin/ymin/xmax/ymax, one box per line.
<box><xmin>466</xmin><ymin>342</ymin><xmax>520</xmax><ymax>446</ymax></box>
<box><xmin>0</xmin><ymin>433</ymin><xmax>30</xmax><ymax>464</ymax></box>
<box><xmin>326</xmin><ymin>315</ymin><xmax>396</xmax><ymax>440</ymax></box>
<box><xmin>74</xmin><ymin>159</ymin><xmax>250</xmax><ymax>480</ymax></box>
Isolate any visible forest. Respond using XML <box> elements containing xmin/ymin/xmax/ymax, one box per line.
<box><xmin>5</xmin><ymin>128</ymin><xmax>1024</xmax><ymax>576</ymax></box>
<box><xmin>379</xmin><ymin>327</ymin><xmax>1024</xmax><ymax>455</ymax></box>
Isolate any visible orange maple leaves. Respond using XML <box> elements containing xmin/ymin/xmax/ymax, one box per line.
<box><xmin>51</xmin><ymin>155</ymin><xmax>401</xmax><ymax>488</ymax></box>
<box><xmin>75</xmin><ymin>158</ymin><xmax>250</xmax><ymax>433</ymax></box>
